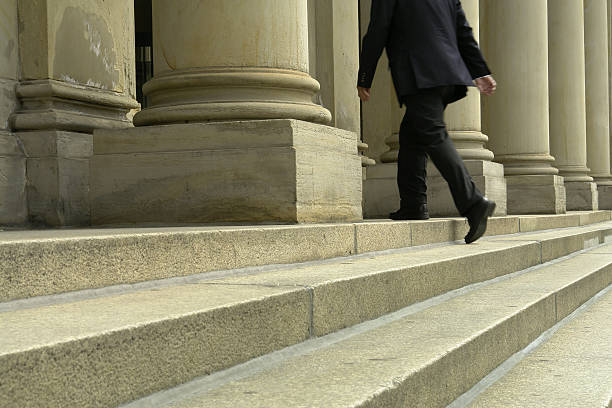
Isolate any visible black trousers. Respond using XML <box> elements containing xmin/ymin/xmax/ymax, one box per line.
<box><xmin>397</xmin><ymin>86</ymin><xmax>482</xmax><ymax>216</ymax></box>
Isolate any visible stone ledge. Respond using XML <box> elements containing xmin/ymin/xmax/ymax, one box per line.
<box><xmin>1</xmin><ymin>212</ymin><xmax>611</xmax><ymax>302</ymax></box>
<box><xmin>90</xmin><ymin>120</ymin><xmax>363</xmax><ymax>225</ymax></box>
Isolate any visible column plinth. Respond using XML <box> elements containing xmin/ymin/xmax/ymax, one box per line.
<box><xmin>92</xmin><ymin>0</ymin><xmax>362</xmax><ymax>224</ymax></box>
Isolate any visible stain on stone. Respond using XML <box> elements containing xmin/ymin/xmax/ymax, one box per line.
<box><xmin>53</xmin><ymin>7</ymin><xmax>120</xmax><ymax>91</ymax></box>
<box><xmin>5</xmin><ymin>39</ymin><xmax>15</xmax><ymax>60</ymax></box>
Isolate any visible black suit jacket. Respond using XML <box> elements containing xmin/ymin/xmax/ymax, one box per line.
<box><xmin>358</xmin><ymin>0</ymin><xmax>491</xmax><ymax>104</ymax></box>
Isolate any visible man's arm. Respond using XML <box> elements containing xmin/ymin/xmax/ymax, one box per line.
<box><xmin>357</xmin><ymin>0</ymin><xmax>397</xmax><ymax>90</ymax></box>
<box><xmin>455</xmin><ymin>0</ymin><xmax>490</xmax><ymax>79</ymax></box>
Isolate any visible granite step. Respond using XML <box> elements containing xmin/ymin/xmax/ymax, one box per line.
<box><xmin>1</xmin><ymin>211</ymin><xmax>610</xmax><ymax>302</ymax></box>
<box><xmin>1</xmin><ymin>223</ymin><xmax>612</xmax><ymax>407</ymax></box>
<box><xmin>463</xmin><ymin>286</ymin><xmax>612</xmax><ymax>408</ymax></box>
<box><xmin>122</xmin><ymin>244</ymin><xmax>612</xmax><ymax>408</ymax></box>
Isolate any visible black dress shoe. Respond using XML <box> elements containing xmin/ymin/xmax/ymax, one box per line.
<box><xmin>389</xmin><ymin>204</ymin><xmax>430</xmax><ymax>220</ymax></box>
<box><xmin>464</xmin><ymin>198</ymin><xmax>496</xmax><ymax>244</ymax></box>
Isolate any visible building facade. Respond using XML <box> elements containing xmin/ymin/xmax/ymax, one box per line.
<box><xmin>1</xmin><ymin>0</ymin><xmax>612</xmax><ymax>227</ymax></box>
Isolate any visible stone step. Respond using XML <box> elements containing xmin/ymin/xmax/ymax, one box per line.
<box><xmin>123</xmin><ymin>245</ymin><xmax>612</xmax><ymax>408</ymax></box>
<box><xmin>1</xmin><ymin>223</ymin><xmax>612</xmax><ymax>407</ymax></box>
<box><xmin>1</xmin><ymin>211</ymin><xmax>610</xmax><ymax>302</ymax></box>
<box><xmin>463</xmin><ymin>285</ymin><xmax>612</xmax><ymax>408</ymax></box>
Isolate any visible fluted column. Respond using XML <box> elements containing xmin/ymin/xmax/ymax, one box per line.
<box><xmin>548</xmin><ymin>0</ymin><xmax>598</xmax><ymax>210</ymax></box>
<box><xmin>481</xmin><ymin>0</ymin><xmax>566</xmax><ymax>214</ymax></box>
<box><xmin>134</xmin><ymin>0</ymin><xmax>330</xmax><ymax>126</ymax></box>
<box><xmin>585</xmin><ymin>0</ymin><xmax>612</xmax><ymax>210</ymax></box>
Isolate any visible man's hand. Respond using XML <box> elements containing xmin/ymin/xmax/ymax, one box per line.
<box><xmin>357</xmin><ymin>86</ymin><xmax>371</xmax><ymax>102</ymax></box>
<box><xmin>475</xmin><ymin>75</ymin><xmax>496</xmax><ymax>96</ymax></box>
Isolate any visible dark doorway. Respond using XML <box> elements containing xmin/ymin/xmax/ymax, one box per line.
<box><xmin>135</xmin><ymin>0</ymin><xmax>153</xmax><ymax>108</ymax></box>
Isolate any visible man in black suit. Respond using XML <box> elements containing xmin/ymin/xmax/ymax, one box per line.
<box><xmin>358</xmin><ymin>0</ymin><xmax>497</xmax><ymax>244</ymax></box>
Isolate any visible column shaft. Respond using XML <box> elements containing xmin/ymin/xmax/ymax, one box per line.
<box><xmin>585</xmin><ymin>0</ymin><xmax>612</xmax><ymax>186</ymax></box>
<box><xmin>134</xmin><ymin>0</ymin><xmax>330</xmax><ymax>126</ymax></box>
<box><xmin>548</xmin><ymin>0</ymin><xmax>598</xmax><ymax>210</ymax></box>
<box><xmin>481</xmin><ymin>0</ymin><xmax>565</xmax><ymax>214</ymax></box>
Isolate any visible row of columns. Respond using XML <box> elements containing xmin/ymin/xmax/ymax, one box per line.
<box><xmin>6</xmin><ymin>0</ymin><xmax>612</xmax><ymax>225</ymax></box>
<box><xmin>365</xmin><ymin>0</ymin><xmax>612</xmax><ymax>215</ymax></box>
<box><xmin>134</xmin><ymin>0</ymin><xmax>612</xmax><ymax>217</ymax></box>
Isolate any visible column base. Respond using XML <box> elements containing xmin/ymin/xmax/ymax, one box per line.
<box><xmin>362</xmin><ymin>160</ymin><xmax>508</xmax><ymax>218</ymax></box>
<box><xmin>506</xmin><ymin>175</ymin><xmax>566</xmax><ymax>214</ymax></box>
<box><xmin>363</xmin><ymin>163</ymin><xmax>399</xmax><ymax>218</ymax></box>
<box><xmin>564</xmin><ymin>181</ymin><xmax>599</xmax><ymax>211</ymax></box>
<box><xmin>426</xmin><ymin>160</ymin><xmax>507</xmax><ymax>216</ymax></box>
<box><xmin>597</xmin><ymin>184</ymin><xmax>612</xmax><ymax>210</ymax></box>
<box><xmin>0</xmin><ymin>131</ymin><xmax>26</xmax><ymax>225</ymax></box>
<box><xmin>19</xmin><ymin>131</ymin><xmax>92</xmax><ymax>226</ymax></box>
<box><xmin>90</xmin><ymin>120</ymin><xmax>363</xmax><ymax>225</ymax></box>
<box><xmin>12</xmin><ymin>80</ymin><xmax>139</xmax><ymax>133</ymax></box>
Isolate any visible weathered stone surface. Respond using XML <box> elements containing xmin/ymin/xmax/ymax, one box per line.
<box><xmin>211</xmin><ymin>240</ymin><xmax>541</xmax><ymax>337</ymax></box>
<box><xmin>13</xmin><ymin>0</ymin><xmax>139</xmax><ymax>133</ymax></box>
<box><xmin>576</xmin><ymin>209</ymin><xmax>611</xmax><ymax>225</ymax></box>
<box><xmin>517</xmin><ymin>213</ymin><xmax>581</xmax><ymax>231</ymax></box>
<box><xmin>153</xmin><ymin>245</ymin><xmax>612</xmax><ymax>408</ymax></box>
<box><xmin>427</xmin><ymin>160</ymin><xmax>507</xmax><ymax>216</ymax></box>
<box><xmin>0</xmin><ymin>132</ymin><xmax>26</xmax><ymax>225</ymax></box>
<box><xmin>0</xmin><ymin>80</ymin><xmax>18</xmax><ymax>132</ymax></box>
<box><xmin>90</xmin><ymin>120</ymin><xmax>363</xmax><ymax>225</ymax></box>
<box><xmin>0</xmin><ymin>284</ymin><xmax>311</xmax><ymax>408</ymax></box>
<box><xmin>18</xmin><ymin>131</ymin><xmax>93</xmax><ymax>226</ymax></box>
<box><xmin>363</xmin><ymin>162</ymin><xmax>398</xmax><ymax>218</ymax></box>
<box><xmin>598</xmin><ymin>184</ymin><xmax>612</xmax><ymax>209</ymax></box>
<box><xmin>0</xmin><ymin>0</ymin><xmax>18</xmax><ymax>81</ymax></box>
<box><xmin>0</xmin><ymin>223</ymin><xmax>355</xmax><ymax>302</ymax></box>
<box><xmin>470</xmin><ymin>286</ymin><xmax>612</xmax><ymax>408</ymax></box>
<box><xmin>354</xmin><ymin>220</ymin><xmax>413</xmax><ymax>253</ymax></box>
<box><xmin>565</xmin><ymin>181</ymin><xmax>599</xmax><ymax>210</ymax></box>
<box><xmin>506</xmin><ymin>175</ymin><xmax>567</xmax><ymax>214</ymax></box>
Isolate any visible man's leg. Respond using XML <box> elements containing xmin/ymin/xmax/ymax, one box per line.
<box><xmin>401</xmin><ymin>87</ymin><xmax>482</xmax><ymax>215</ymax></box>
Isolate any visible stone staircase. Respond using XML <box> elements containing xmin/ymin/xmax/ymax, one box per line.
<box><xmin>1</xmin><ymin>212</ymin><xmax>611</xmax><ymax>407</ymax></box>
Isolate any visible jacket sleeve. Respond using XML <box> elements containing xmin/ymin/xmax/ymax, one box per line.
<box><xmin>357</xmin><ymin>0</ymin><xmax>397</xmax><ymax>88</ymax></box>
<box><xmin>455</xmin><ymin>0</ymin><xmax>491</xmax><ymax>79</ymax></box>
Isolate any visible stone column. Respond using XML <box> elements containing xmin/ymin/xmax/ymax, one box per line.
<box><xmin>90</xmin><ymin>0</ymin><xmax>362</xmax><ymax>224</ymax></box>
<box><xmin>133</xmin><ymin>0</ymin><xmax>330</xmax><ymax>126</ymax></box>
<box><xmin>481</xmin><ymin>0</ymin><xmax>566</xmax><ymax>214</ymax></box>
<box><xmin>585</xmin><ymin>0</ymin><xmax>612</xmax><ymax>208</ymax></box>
<box><xmin>363</xmin><ymin>78</ymin><xmax>403</xmax><ymax>218</ymax></box>
<box><xmin>0</xmin><ymin>0</ymin><xmax>26</xmax><ymax>225</ymax></box>
<box><xmin>427</xmin><ymin>0</ymin><xmax>507</xmax><ymax>216</ymax></box>
<box><xmin>310</xmin><ymin>0</ymin><xmax>360</xmax><ymax>133</ymax></box>
<box><xmin>548</xmin><ymin>0</ymin><xmax>598</xmax><ymax>210</ymax></box>
<box><xmin>11</xmin><ymin>0</ymin><xmax>139</xmax><ymax>226</ymax></box>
